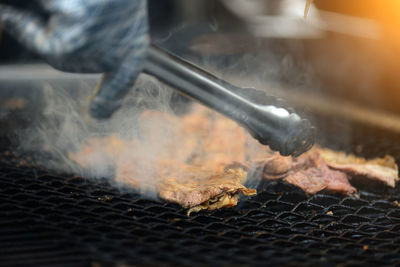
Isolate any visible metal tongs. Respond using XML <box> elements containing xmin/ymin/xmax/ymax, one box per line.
<box><xmin>143</xmin><ymin>45</ymin><xmax>315</xmax><ymax>156</ymax></box>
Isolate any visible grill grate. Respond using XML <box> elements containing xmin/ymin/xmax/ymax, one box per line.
<box><xmin>1</xmin><ymin>162</ymin><xmax>400</xmax><ymax>266</ymax></box>
<box><xmin>2</xmin><ymin>110</ymin><xmax>400</xmax><ymax>266</ymax></box>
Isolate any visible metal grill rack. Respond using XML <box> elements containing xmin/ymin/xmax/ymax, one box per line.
<box><xmin>1</xmin><ymin>159</ymin><xmax>400</xmax><ymax>266</ymax></box>
<box><xmin>2</xmin><ymin>81</ymin><xmax>400</xmax><ymax>266</ymax></box>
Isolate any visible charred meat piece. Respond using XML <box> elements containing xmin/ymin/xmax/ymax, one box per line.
<box><xmin>159</xmin><ymin>167</ymin><xmax>256</xmax><ymax>215</ymax></box>
<box><xmin>251</xmin><ymin>153</ymin><xmax>292</xmax><ymax>180</ymax></box>
<box><xmin>284</xmin><ymin>151</ymin><xmax>356</xmax><ymax>195</ymax></box>
<box><xmin>316</xmin><ymin>147</ymin><xmax>399</xmax><ymax>187</ymax></box>
<box><xmin>71</xmin><ymin>105</ymin><xmax>256</xmax><ymax>215</ymax></box>
<box><xmin>259</xmin><ymin>147</ymin><xmax>398</xmax><ymax>195</ymax></box>
<box><xmin>71</xmin><ymin>104</ymin><xmax>398</xmax><ymax>214</ymax></box>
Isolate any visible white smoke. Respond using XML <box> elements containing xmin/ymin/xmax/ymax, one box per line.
<box><xmin>14</xmin><ymin>74</ymin><xmax>178</xmax><ymax>181</ymax></box>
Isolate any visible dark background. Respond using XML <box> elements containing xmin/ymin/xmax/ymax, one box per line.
<box><xmin>1</xmin><ymin>0</ymin><xmax>400</xmax><ymax>114</ymax></box>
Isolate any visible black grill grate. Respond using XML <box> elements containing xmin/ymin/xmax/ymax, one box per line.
<box><xmin>2</xmin><ymin>112</ymin><xmax>400</xmax><ymax>266</ymax></box>
<box><xmin>1</xmin><ymin>162</ymin><xmax>400</xmax><ymax>267</ymax></box>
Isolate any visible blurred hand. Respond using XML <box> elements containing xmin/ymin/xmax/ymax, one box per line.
<box><xmin>0</xmin><ymin>0</ymin><xmax>149</xmax><ymax>119</ymax></box>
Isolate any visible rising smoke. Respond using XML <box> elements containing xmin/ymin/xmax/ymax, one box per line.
<box><xmin>10</xmin><ymin>67</ymin><xmax>272</xmax><ymax>199</ymax></box>
<box><xmin>14</xmin><ymin>74</ymin><xmax>178</xmax><ymax>178</ymax></box>
<box><xmin>9</xmin><ymin>38</ymin><xmax>315</xmax><ymax>199</ymax></box>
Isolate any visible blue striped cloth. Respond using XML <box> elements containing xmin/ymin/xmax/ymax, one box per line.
<box><xmin>0</xmin><ymin>0</ymin><xmax>149</xmax><ymax>119</ymax></box>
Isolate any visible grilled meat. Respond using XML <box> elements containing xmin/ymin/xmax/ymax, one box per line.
<box><xmin>159</xmin><ymin>167</ymin><xmax>256</xmax><ymax>215</ymax></box>
<box><xmin>71</xmin><ymin>104</ymin><xmax>398</xmax><ymax>214</ymax></box>
<box><xmin>261</xmin><ymin>147</ymin><xmax>397</xmax><ymax>194</ymax></box>
<box><xmin>254</xmin><ymin>153</ymin><xmax>292</xmax><ymax>180</ymax></box>
<box><xmin>71</xmin><ymin>105</ymin><xmax>256</xmax><ymax>214</ymax></box>
<box><xmin>284</xmin><ymin>151</ymin><xmax>356</xmax><ymax>194</ymax></box>
<box><xmin>317</xmin><ymin>147</ymin><xmax>399</xmax><ymax>187</ymax></box>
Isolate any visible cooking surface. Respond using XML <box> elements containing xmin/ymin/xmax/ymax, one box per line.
<box><xmin>1</xmin><ymin>72</ymin><xmax>400</xmax><ymax>266</ymax></box>
<box><xmin>1</xmin><ymin>161</ymin><xmax>400</xmax><ymax>266</ymax></box>
<box><xmin>0</xmin><ymin>91</ymin><xmax>400</xmax><ymax>267</ymax></box>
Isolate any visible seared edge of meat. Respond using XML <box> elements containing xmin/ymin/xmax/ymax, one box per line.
<box><xmin>260</xmin><ymin>146</ymin><xmax>397</xmax><ymax>195</ymax></box>
<box><xmin>284</xmin><ymin>151</ymin><xmax>356</xmax><ymax>195</ymax></box>
<box><xmin>316</xmin><ymin>147</ymin><xmax>399</xmax><ymax>187</ymax></box>
<box><xmin>159</xmin><ymin>167</ymin><xmax>256</xmax><ymax>215</ymax></box>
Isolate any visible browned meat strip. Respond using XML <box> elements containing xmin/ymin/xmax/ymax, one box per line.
<box><xmin>71</xmin><ymin>104</ymin><xmax>398</xmax><ymax>214</ymax></box>
<box><xmin>71</xmin><ymin>105</ymin><xmax>256</xmax><ymax>215</ymax></box>
<box><xmin>159</xmin><ymin>167</ymin><xmax>256</xmax><ymax>210</ymax></box>
<box><xmin>284</xmin><ymin>152</ymin><xmax>356</xmax><ymax>195</ymax></box>
<box><xmin>261</xmin><ymin>153</ymin><xmax>292</xmax><ymax>176</ymax></box>
<box><xmin>251</xmin><ymin>153</ymin><xmax>292</xmax><ymax>180</ymax></box>
<box><xmin>316</xmin><ymin>147</ymin><xmax>399</xmax><ymax>187</ymax></box>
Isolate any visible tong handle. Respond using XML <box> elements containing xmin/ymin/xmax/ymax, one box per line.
<box><xmin>143</xmin><ymin>44</ymin><xmax>314</xmax><ymax>156</ymax></box>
